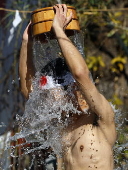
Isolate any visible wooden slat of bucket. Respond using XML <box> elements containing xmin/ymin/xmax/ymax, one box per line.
<box><xmin>32</xmin><ymin>7</ymin><xmax>78</xmax><ymax>24</ymax></box>
<box><xmin>32</xmin><ymin>6</ymin><xmax>80</xmax><ymax>36</ymax></box>
<box><xmin>32</xmin><ymin>19</ymin><xmax>80</xmax><ymax>36</ymax></box>
<box><xmin>66</xmin><ymin>19</ymin><xmax>80</xmax><ymax>30</ymax></box>
<box><xmin>32</xmin><ymin>21</ymin><xmax>53</xmax><ymax>36</ymax></box>
<box><xmin>32</xmin><ymin>9</ymin><xmax>54</xmax><ymax>24</ymax></box>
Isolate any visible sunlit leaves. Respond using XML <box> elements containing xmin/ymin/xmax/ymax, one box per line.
<box><xmin>86</xmin><ymin>55</ymin><xmax>105</xmax><ymax>71</ymax></box>
<box><xmin>121</xmin><ymin>31</ymin><xmax>128</xmax><ymax>46</ymax></box>
<box><xmin>109</xmin><ymin>94</ymin><xmax>123</xmax><ymax>106</ymax></box>
<box><xmin>107</xmin><ymin>28</ymin><xmax>118</xmax><ymax>37</ymax></box>
<box><xmin>110</xmin><ymin>56</ymin><xmax>127</xmax><ymax>73</ymax></box>
<box><xmin>108</xmin><ymin>12</ymin><xmax>122</xmax><ymax>26</ymax></box>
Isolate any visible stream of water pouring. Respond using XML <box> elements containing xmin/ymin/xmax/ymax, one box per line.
<box><xmin>9</xmin><ymin>31</ymin><xmax>85</xmax><ymax>156</ymax></box>
<box><xmin>0</xmin><ymin>31</ymin><xmax>128</xmax><ymax>169</ymax></box>
<box><xmin>56</xmin><ymin>0</ymin><xmax>62</xmax><ymax>4</ymax></box>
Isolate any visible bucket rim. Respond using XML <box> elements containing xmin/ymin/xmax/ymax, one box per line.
<box><xmin>32</xmin><ymin>6</ymin><xmax>75</xmax><ymax>15</ymax></box>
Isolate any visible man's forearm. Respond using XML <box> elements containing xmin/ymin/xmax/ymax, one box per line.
<box><xmin>19</xmin><ymin>40</ymin><xmax>34</xmax><ymax>99</ymax></box>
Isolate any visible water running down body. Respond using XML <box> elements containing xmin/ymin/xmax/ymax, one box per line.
<box><xmin>19</xmin><ymin>4</ymin><xmax>117</xmax><ymax>170</ymax></box>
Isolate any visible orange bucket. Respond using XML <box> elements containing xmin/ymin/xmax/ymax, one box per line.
<box><xmin>31</xmin><ymin>6</ymin><xmax>80</xmax><ymax>36</ymax></box>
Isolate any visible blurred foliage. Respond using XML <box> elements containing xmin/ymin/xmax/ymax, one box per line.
<box><xmin>86</xmin><ymin>55</ymin><xmax>105</xmax><ymax>71</ymax></box>
<box><xmin>0</xmin><ymin>0</ymin><xmax>128</xmax><ymax>169</ymax></box>
<box><xmin>109</xmin><ymin>94</ymin><xmax>123</xmax><ymax>106</ymax></box>
<box><xmin>110</xmin><ymin>56</ymin><xmax>127</xmax><ymax>73</ymax></box>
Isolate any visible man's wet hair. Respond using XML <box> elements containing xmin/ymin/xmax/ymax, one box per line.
<box><xmin>41</xmin><ymin>56</ymin><xmax>94</xmax><ymax>86</ymax></box>
<box><xmin>41</xmin><ymin>58</ymin><xmax>70</xmax><ymax>78</ymax></box>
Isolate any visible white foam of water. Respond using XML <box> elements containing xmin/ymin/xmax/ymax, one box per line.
<box><xmin>8</xmin><ymin>71</ymin><xmax>81</xmax><ymax>156</ymax></box>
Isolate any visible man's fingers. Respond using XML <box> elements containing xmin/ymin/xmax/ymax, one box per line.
<box><xmin>26</xmin><ymin>21</ymin><xmax>31</xmax><ymax>30</ymax></box>
<box><xmin>62</xmin><ymin>4</ymin><xmax>67</xmax><ymax>17</ymax></box>
<box><xmin>67</xmin><ymin>11</ymin><xmax>73</xmax><ymax>24</ymax></box>
<box><xmin>53</xmin><ymin>4</ymin><xmax>72</xmax><ymax>30</ymax></box>
<box><xmin>59</xmin><ymin>4</ymin><xmax>64</xmax><ymax>15</ymax></box>
<box><xmin>28</xmin><ymin>21</ymin><xmax>31</xmax><ymax>25</ymax></box>
<box><xmin>53</xmin><ymin>5</ymin><xmax>60</xmax><ymax>15</ymax></box>
<box><xmin>55</xmin><ymin>4</ymin><xmax>63</xmax><ymax>15</ymax></box>
<box><xmin>54</xmin><ymin>4</ymin><xmax>68</xmax><ymax>17</ymax></box>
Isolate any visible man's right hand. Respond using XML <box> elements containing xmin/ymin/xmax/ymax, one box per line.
<box><xmin>52</xmin><ymin>4</ymin><xmax>72</xmax><ymax>32</ymax></box>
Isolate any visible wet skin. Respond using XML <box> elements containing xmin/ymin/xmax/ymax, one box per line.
<box><xmin>57</xmin><ymin>90</ymin><xmax>114</xmax><ymax>170</ymax></box>
<box><xmin>61</xmin><ymin>118</ymin><xmax>114</xmax><ymax>170</ymax></box>
<box><xmin>19</xmin><ymin>4</ymin><xmax>116</xmax><ymax>170</ymax></box>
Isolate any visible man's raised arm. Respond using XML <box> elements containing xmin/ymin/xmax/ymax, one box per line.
<box><xmin>19</xmin><ymin>23</ymin><xmax>35</xmax><ymax>99</ymax></box>
<box><xmin>52</xmin><ymin>4</ymin><xmax>116</xmax><ymax>137</ymax></box>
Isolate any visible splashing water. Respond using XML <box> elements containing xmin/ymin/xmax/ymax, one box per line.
<box><xmin>10</xmin><ymin>73</ymin><xmax>81</xmax><ymax>156</ymax></box>
<box><xmin>56</xmin><ymin>0</ymin><xmax>62</xmax><ymax>4</ymax></box>
<box><xmin>0</xmin><ymin>31</ymin><xmax>85</xmax><ymax>169</ymax></box>
<box><xmin>0</xmin><ymin>31</ymin><xmax>128</xmax><ymax>169</ymax></box>
<box><xmin>8</xmin><ymin>31</ymin><xmax>85</xmax><ymax>157</ymax></box>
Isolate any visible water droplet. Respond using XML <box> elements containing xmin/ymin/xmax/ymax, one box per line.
<box><xmin>80</xmin><ymin>145</ymin><xmax>84</xmax><ymax>152</ymax></box>
<box><xmin>12</xmin><ymin>80</ymin><xmax>15</xmax><ymax>84</ymax></box>
<box><xmin>90</xmin><ymin>154</ymin><xmax>93</xmax><ymax>159</ymax></box>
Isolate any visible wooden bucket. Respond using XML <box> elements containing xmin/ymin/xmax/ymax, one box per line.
<box><xmin>31</xmin><ymin>6</ymin><xmax>80</xmax><ymax>36</ymax></box>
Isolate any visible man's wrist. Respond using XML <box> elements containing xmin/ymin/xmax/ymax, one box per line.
<box><xmin>53</xmin><ymin>26</ymin><xmax>66</xmax><ymax>38</ymax></box>
<box><xmin>22</xmin><ymin>39</ymin><xmax>32</xmax><ymax>45</ymax></box>
<box><xmin>22</xmin><ymin>39</ymin><xmax>28</xmax><ymax>43</ymax></box>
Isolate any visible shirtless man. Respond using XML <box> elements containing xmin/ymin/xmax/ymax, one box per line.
<box><xmin>19</xmin><ymin>4</ymin><xmax>117</xmax><ymax>170</ymax></box>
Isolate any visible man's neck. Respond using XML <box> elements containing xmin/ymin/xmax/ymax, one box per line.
<box><xmin>66</xmin><ymin>111</ymin><xmax>97</xmax><ymax>132</ymax></box>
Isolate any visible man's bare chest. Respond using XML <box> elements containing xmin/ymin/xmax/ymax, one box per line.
<box><xmin>61</xmin><ymin>125</ymin><xmax>113</xmax><ymax>170</ymax></box>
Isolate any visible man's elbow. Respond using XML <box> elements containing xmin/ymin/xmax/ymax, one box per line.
<box><xmin>73</xmin><ymin>67</ymin><xmax>90</xmax><ymax>81</ymax></box>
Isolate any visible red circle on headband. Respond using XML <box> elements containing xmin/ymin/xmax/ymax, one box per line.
<box><xmin>40</xmin><ymin>76</ymin><xmax>47</xmax><ymax>86</ymax></box>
